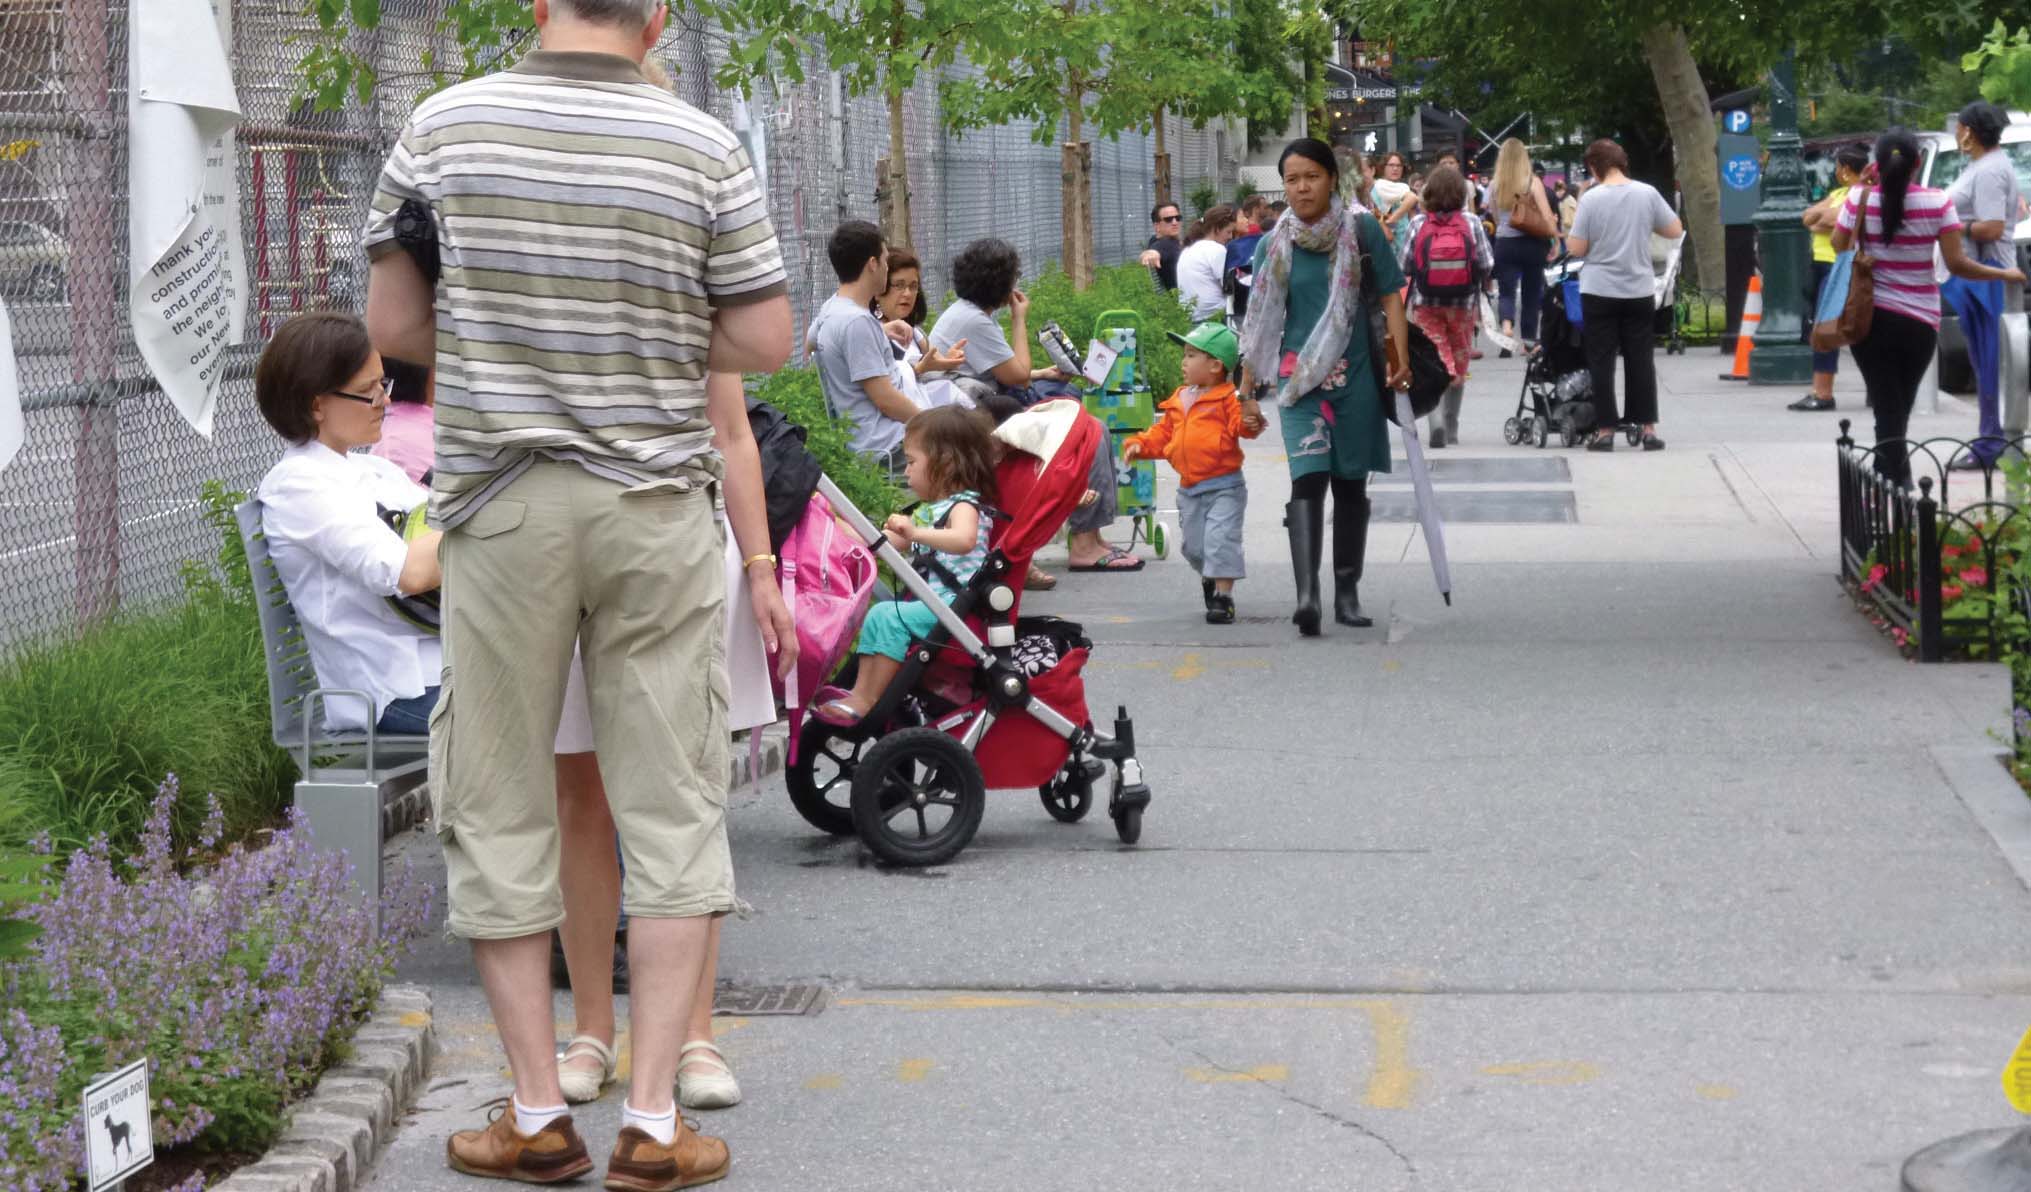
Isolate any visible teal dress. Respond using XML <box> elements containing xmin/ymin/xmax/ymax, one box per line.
<box><xmin>1254</xmin><ymin>213</ymin><xmax>1401</xmax><ymax>480</ymax></box>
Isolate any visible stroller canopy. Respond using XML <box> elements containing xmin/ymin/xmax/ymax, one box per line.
<box><xmin>990</xmin><ymin>400</ymin><xmax>1104</xmax><ymax>570</ymax></box>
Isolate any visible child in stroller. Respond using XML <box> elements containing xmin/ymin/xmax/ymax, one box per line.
<box><xmin>787</xmin><ymin>400</ymin><xmax>1152</xmax><ymax>866</ymax></box>
<box><xmin>1503</xmin><ymin>270</ymin><xmax>1598</xmax><ymax>448</ymax></box>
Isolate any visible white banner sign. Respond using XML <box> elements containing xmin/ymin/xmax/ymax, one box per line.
<box><xmin>128</xmin><ymin>0</ymin><xmax>245</xmax><ymax>438</ymax></box>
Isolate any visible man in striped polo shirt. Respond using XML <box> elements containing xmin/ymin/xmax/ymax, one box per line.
<box><xmin>362</xmin><ymin>0</ymin><xmax>793</xmax><ymax>1184</ymax></box>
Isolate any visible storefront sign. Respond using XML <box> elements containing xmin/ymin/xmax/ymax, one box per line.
<box><xmin>127</xmin><ymin>0</ymin><xmax>245</xmax><ymax>438</ymax></box>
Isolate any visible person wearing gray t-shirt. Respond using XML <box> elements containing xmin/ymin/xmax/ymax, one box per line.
<box><xmin>810</xmin><ymin>221</ymin><xmax>946</xmax><ymax>464</ymax></box>
<box><xmin>1943</xmin><ymin>102</ymin><xmax>2024</xmax><ymax>467</ymax></box>
<box><xmin>1566</xmin><ymin>138</ymin><xmax>1684</xmax><ymax>452</ymax></box>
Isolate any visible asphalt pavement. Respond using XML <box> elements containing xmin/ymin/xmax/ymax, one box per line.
<box><xmin>366</xmin><ymin>349</ymin><xmax>2031</xmax><ymax>1191</ymax></box>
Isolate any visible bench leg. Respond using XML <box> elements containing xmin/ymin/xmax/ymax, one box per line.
<box><xmin>296</xmin><ymin>777</ymin><xmax>385</xmax><ymax>934</ymax></box>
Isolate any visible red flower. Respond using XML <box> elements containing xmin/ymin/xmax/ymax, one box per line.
<box><xmin>1944</xmin><ymin>545</ymin><xmax>1963</xmax><ymax>559</ymax></box>
<box><xmin>1943</xmin><ymin>583</ymin><xmax>1965</xmax><ymax>601</ymax></box>
<box><xmin>1961</xmin><ymin>566</ymin><xmax>1989</xmax><ymax>587</ymax></box>
<box><xmin>1862</xmin><ymin>563</ymin><xmax>1888</xmax><ymax>593</ymax></box>
<box><xmin>1969</xmin><ymin>534</ymin><xmax>1985</xmax><ymax>551</ymax></box>
<box><xmin>1892</xmin><ymin>627</ymin><xmax>1909</xmax><ymax>646</ymax></box>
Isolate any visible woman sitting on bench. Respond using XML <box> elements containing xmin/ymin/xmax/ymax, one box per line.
<box><xmin>254</xmin><ymin>311</ymin><xmax>444</xmax><ymax>734</ymax></box>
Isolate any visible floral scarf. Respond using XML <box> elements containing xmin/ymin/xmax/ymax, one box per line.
<box><xmin>1239</xmin><ymin>196</ymin><xmax>1365</xmax><ymax>408</ymax></box>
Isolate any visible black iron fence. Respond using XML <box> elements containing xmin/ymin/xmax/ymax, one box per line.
<box><xmin>1838</xmin><ymin>422</ymin><xmax>2031</xmax><ymax>662</ymax></box>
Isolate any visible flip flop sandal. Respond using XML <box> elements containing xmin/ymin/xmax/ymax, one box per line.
<box><xmin>1068</xmin><ymin>548</ymin><xmax>1144</xmax><ymax>573</ymax></box>
<box><xmin>677</xmin><ymin>1040</ymin><xmax>742</xmax><ymax>1109</ymax></box>
<box><xmin>813</xmin><ymin>700</ymin><xmax>864</xmax><ymax>728</ymax></box>
<box><xmin>557</xmin><ymin>1034</ymin><xmax>617</xmax><ymax>1105</ymax></box>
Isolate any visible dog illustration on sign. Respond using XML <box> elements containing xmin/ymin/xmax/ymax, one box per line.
<box><xmin>103</xmin><ymin>1113</ymin><xmax>132</xmax><ymax>1161</ymax></box>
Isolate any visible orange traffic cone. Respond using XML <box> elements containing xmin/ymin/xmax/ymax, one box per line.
<box><xmin>1721</xmin><ymin>273</ymin><xmax>1762</xmax><ymax>381</ymax></box>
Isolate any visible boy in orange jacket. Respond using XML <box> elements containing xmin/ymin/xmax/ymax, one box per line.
<box><xmin>1123</xmin><ymin>322</ymin><xmax>1264</xmax><ymax>624</ymax></box>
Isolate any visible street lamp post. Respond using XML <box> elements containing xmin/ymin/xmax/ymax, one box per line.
<box><xmin>1748</xmin><ymin>48</ymin><xmax>1814</xmax><ymax>385</ymax></box>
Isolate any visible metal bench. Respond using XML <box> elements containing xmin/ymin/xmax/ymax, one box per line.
<box><xmin>235</xmin><ymin>497</ymin><xmax>428</xmax><ymax>924</ymax></box>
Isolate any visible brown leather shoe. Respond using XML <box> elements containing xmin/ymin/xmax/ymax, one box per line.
<box><xmin>446</xmin><ymin>1100</ymin><xmax>594</xmax><ymax>1184</ymax></box>
<box><xmin>603</xmin><ymin>1121</ymin><xmax>730</xmax><ymax>1191</ymax></box>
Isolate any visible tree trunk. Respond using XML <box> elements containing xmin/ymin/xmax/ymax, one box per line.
<box><xmin>1640</xmin><ymin>22</ymin><xmax>1723</xmax><ymax>297</ymax></box>
<box><xmin>1062</xmin><ymin>75</ymin><xmax>1094</xmax><ymax>290</ymax></box>
<box><xmin>880</xmin><ymin>88</ymin><xmax>913</xmax><ymax>247</ymax></box>
<box><xmin>1153</xmin><ymin>105</ymin><xmax>1172</xmax><ymax>208</ymax></box>
<box><xmin>879</xmin><ymin>2</ymin><xmax>913</xmax><ymax>248</ymax></box>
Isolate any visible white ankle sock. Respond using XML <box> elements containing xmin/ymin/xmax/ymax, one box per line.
<box><xmin>512</xmin><ymin>1097</ymin><xmax>568</xmax><ymax>1137</ymax></box>
<box><xmin>621</xmin><ymin>1099</ymin><xmax>677</xmax><ymax>1146</ymax></box>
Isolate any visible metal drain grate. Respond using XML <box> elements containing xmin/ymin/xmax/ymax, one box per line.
<box><xmin>713</xmin><ymin>983</ymin><xmax>827</xmax><ymax>1016</ymax></box>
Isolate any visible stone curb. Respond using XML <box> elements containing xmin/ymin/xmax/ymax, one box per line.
<box><xmin>1931</xmin><ymin>744</ymin><xmax>2031</xmax><ymax>893</ymax></box>
<box><xmin>211</xmin><ymin>984</ymin><xmax>434</xmax><ymax>1192</ymax></box>
<box><xmin>385</xmin><ymin>723</ymin><xmax>789</xmax><ymax>840</ymax></box>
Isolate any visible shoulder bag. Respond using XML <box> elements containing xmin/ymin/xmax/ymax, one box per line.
<box><xmin>1810</xmin><ymin>186</ymin><xmax>1875</xmax><ymax>352</ymax></box>
<box><xmin>1509</xmin><ymin>181</ymin><xmax>1557</xmax><ymax>240</ymax></box>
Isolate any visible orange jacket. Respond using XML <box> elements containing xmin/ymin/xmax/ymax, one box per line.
<box><xmin>1124</xmin><ymin>381</ymin><xmax>1260</xmax><ymax>489</ymax></box>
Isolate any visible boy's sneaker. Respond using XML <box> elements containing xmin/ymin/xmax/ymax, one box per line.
<box><xmin>1201</xmin><ymin>578</ymin><xmax>1217</xmax><ymax>611</ymax></box>
<box><xmin>1205</xmin><ymin>593</ymin><xmax>1236</xmax><ymax>625</ymax></box>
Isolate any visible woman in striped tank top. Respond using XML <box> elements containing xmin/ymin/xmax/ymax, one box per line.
<box><xmin>1833</xmin><ymin>129</ymin><xmax>2025</xmax><ymax>486</ymax></box>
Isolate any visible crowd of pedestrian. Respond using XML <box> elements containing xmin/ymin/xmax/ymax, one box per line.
<box><xmin>228</xmin><ymin>1</ymin><xmax>2031</xmax><ymax>1183</ymax></box>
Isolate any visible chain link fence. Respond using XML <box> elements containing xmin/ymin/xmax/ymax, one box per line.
<box><xmin>0</xmin><ymin>0</ymin><xmax>1237</xmax><ymax>654</ymax></box>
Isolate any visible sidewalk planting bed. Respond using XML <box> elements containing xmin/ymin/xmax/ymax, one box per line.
<box><xmin>1839</xmin><ymin>427</ymin><xmax>2031</xmax><ymax>781</ymax></box>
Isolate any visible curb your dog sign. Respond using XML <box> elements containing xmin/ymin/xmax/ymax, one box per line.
<box><xmin>82</xmin><ymin>1058</ymin><xmax>152</xmax><ymax>1190</ymax></box>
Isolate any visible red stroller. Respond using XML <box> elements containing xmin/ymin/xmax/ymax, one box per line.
<box><xmin>783</xmin><ymin>405</ymin><xmax>1152</xmax><ymax>866</ymax></box>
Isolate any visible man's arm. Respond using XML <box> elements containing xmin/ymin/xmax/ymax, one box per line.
<box><xmin>707</xmin><ymin>295</ymin><xmax>793</xmax><ymax>374</ymax></box>
<box><xmin>706</xmin><ymin>371</ymin><xmax>797</xmax><ymax>678</ymax></box>
<box><xmin>860</xmin><ymin>373</ymin><xmax>921</xmax><ymax>423</ymax></box>
<box><xmin>366</xmin><ymin>252</ymin><xmax>436</xmax><ymax>365</ymax></box>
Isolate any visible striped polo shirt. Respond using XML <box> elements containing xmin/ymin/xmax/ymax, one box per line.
<box><xmin>1836</xmin><ymin>185</ymin><xmax>1961</xmax><ymax>329</ymax></box>
<box><xmin>363</xmin><ymin>50</ymin><xmax>786</xmax><ymax>528</ymax></box>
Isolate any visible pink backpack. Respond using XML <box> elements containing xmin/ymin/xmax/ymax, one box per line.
<box><xmin>1412</xmin><ymin>210</ymin><xmax>1477</xmax><ymax>301</ymax></box>
<box><xmin>774</xmin><ymin>491</ymin><xmax>876</xmax><ymax>759</ymax></box>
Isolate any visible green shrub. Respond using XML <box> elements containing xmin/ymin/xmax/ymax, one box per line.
<box><xmin>751</xmin><ymin>367</ymin><xmax>909</xmax><ymax>521</ymax></box>
<box><xmin>0</xmin><ymin>483</ymin><xmax>295</xmax><ymax>856</ymax></box>
<box><xmin>1023</xmin><ymin>262</ymin><xmax>1196</xmax><ymax>398</ymax></box>
<box><xmin>1187</xmin><ymin>181</ymin><xmax>1218</xmax><ymax>217</ymax></box>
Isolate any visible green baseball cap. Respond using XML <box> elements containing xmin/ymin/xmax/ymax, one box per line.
<box><xmin>1167</xmin><ymin>321</ymin><xmax>1240</xmax><ymax>375</ymax></box>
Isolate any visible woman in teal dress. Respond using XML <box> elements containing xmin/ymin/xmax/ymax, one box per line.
<box><xmin>1240</xmin><ymin>138</ymin><xmax>1412</xmax><ymax>636</ymax></box>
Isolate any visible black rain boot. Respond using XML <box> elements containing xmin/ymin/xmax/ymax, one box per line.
<box><xmin>1333</xmin><ymin>488</ymin><xmax>1374</xmax><ymax>628</ymax></box>
<box><xmin>1284</xmin><ymin>497</ymin><xmax>1324</xmax><ymax>637</ymax></box>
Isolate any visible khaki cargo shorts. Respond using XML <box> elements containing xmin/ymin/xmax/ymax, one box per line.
<box><xmin>430</xmin><ymin>461</ymin><xmax>734</xmax><ymax>939</ymax></box>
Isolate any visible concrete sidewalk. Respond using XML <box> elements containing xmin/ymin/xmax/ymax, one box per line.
<box><xmin>367</xmin><ymin>351</ymin><xmax>2031</xmax><ymax>1191</ymax></box>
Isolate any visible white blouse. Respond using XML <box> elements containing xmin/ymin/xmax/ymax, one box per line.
<box><xmin>256</xmin><ymin>441</ymin><xmax>440</xmax><ymax>731</ymax></box>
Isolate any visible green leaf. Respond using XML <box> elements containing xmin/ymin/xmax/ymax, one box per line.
<box><xmin>313</xmin><ymin>0</ymin><xmax>343</xmax><ymax>29</ymax></box>
<box><xmin>349</xmin><ymin>0</ymin><xmax>381</xmax><ymax>27</ymax></box>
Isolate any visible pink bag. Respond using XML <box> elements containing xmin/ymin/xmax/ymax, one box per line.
<box><xmin>774</xmin><ymin>491</ymin><xmax>876</xmax><ymax>760</ymax></box>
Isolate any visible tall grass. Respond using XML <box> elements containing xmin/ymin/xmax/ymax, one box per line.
<box><xmin>0</xmin><ymin>483</ymin><xmax>295</xmax><ymax>855</ymax></box>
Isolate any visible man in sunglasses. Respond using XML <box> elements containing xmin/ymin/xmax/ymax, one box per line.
<box><xmin>1139</xmin><ymin>201</ymin><xmax>1184</xmax><ymax>291</ymax></box>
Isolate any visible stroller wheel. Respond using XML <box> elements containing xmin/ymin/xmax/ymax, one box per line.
<box><xmin>1502</xmin><ymin>416</ymin><xmax>1523</xmax><ymax>446</ymax></box>
<box><xmin>1111</xmin><ymin>804</ymin><xmax>1143</xmax><ymax>845</ymax></box>
<box><xmin>786</xmin><ymin>719</ymin><xmax>867</xmax><ymax>836</ymax></box>
<box><xmin>1151</xmin><ymin>521</ymin><xmax>1168</xmax><ymax>560</ymax></box>
<box><xmin>1624</xmin><ymin>423</ymin><xmax>1643</xmax><ymax>447</ymax></box>
<box><xmin>1040</xmin><ymin>757</ymin><xmax>1103</xmax><ymax>823</ymax></box>
<box><xmin>851</xmin><ymin>726</ymin><xmax>986</xmax><ymax>866</ymax></box>
<box><xmin>1532</xmin><ymin>419</ymin><xmax>1550</xmax><ymax>448</ymax></box>
<box><xmin>1560</xmin><ymin>418</ymin><xmax>1580</xmax><ymax>449</ymax></box>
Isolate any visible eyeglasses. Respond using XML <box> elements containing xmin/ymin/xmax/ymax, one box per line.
<box><xmin>1157</xmin><ymin>214</ymin><xmax>1182</xmax><ymax>223</ymax></box>
<box><xmin>888</xmin><ymin>279</ymin><xmax>922</xmax><ymax>293</ymax></box>
<box><xmin>326</xmin><ymin>376</ymin><xmax>394</xmax><ymax>405</ymax></box>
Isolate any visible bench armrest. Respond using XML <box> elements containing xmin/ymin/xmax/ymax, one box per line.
<box><xmin>302</xmin><ymin>688</ymin><xmax>382</xmax><ymax>779</ymax></box>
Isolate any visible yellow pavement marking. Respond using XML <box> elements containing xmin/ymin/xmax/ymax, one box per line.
<box><xmin>1382</xmin><ymin>659</ymin><xmax>1403</xmax><ymax>674</ymax></box>
<box><xmin>712</xmin><ymin>1017</ymin><xmax>751</xmax><ymax>1038</ymax></box>
<box><xmin>896</xmin><ymin>1058</ymin><xmax>936</xmax><ymax>1083</ymax></box>
<box><xmin>1695</xmin><ymin>1083</ymin><xmax>1737</xmax><ymax>1101</ymax></box>
<box><xmin>1186</xmin><ymin>1063</ymin><xmax>1290</xmax><ymax>1084</ymax></box>
<box><xmin>397</xmin><ymin>1011</ymin><xmax>430</xmax><ymax>1028</ymax></box>
<box><xmin>804</xmin><ymin>1073</ymin><xmax>844</xmax><ymax>1091</ymax></box>
<box><xmin>1105</xmin><ymin>653</ymin><xmax>1272</xmax><ymax>683</ymax></box>
<box><xmin>1481</xmin><ymin>1060</ymin><xmax>1601</xmax><ymax>1087</ymax></box>
<box><xmin>833</xmin><ymin>994</ymin><xmax>1421</xmax><ymax>1109</ymax></box>
<box><xmin>1362</xmin><ymin>1002</ymin><xmax>1419</xmax><ymax>1109</ymax></box>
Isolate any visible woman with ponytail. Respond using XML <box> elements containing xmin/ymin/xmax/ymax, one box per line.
<box><xmin>1240</xmin><ymin>138</ymin><xmax>1412</xmax><ymax>636</ymax></box>
<box><xmin>1179</xmin><ymin>203</ymin><xmax>1243</xmax><ymax>320</ymax></box>
<box><xmin>1832</xmin><ymin>128</ymin><xmax>2025</xmax><ymax>486</ymax></box>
